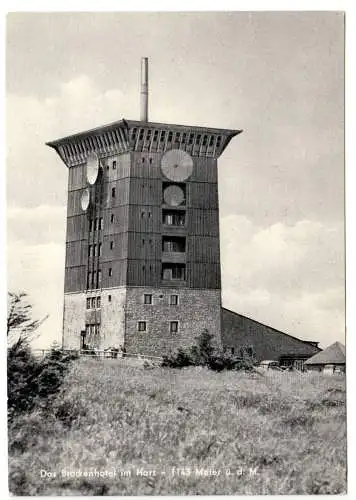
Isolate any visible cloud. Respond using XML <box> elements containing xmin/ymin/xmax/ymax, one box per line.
<box><xmin>7</xmin><ymin>205</ymin><xmax>66</xmax><ymax>245</ymax></box>
<box><xmin>7</xmin><ymin>241</ymin><xmax>65</xmax><ymax>348</ymax></box>
<box><xmin>220</xmin><ymin>215</ymin><xmax>345</xmax><ymax>347</ymax></box>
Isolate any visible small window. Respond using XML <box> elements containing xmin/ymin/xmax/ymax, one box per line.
<box><xmin>108</xmin><ymin>294</ymin><xmax>112</xmax><ymax>303</ymax></box>
<box><xmin>112</xmin><ymin>187</ymin><xmax>116</xmax><ymax>198</ymax></box>
<box><xmin>203</xmin><ymin>135</ymin><xmax>208</xmax><ymax>146</ymax></box>
<box><xmin>98</xmin><ymin>243</ymin><xmax>102</xmax><ymax>256</ymax></box>
<box><xmin>110</xmin><ymin>241</ymin><xmax>114</xmax><ymax>250</ymax></box>
<box><xmin>86</xmin><ymin>298</ymin><xmax>91</xmax><ymax>309</ymax></box>
<box><xmin>138</xmin><ymin>321</ymin><xmax>147</xmax><ymax>332</ymax></box>
<box><xmin>91</xmin><ymin>297</ymin><xmax>96</xmax><ymax>308</ymax></box>
<box><xmin>87</xmin><ymin>272</ymin><xmax>92</xmax><ymax>288</ymax></box>
<box><xmin>153</xmin><ymin>130</ymin><xmax>159</xmax><ymax>141</ymax></box>
<box><xmin>160</xmin><ymin>131</ymin><xmax>166</xmax><ymax>142</ymax></box>
<box><xmin>96</xmin><ymin>270</ymin><xmax>101</xmax><ymax>288</ymax></box>
<box><xmin>111</xmin><ymin>214</ymin><xmax>114</xmax><ymax>223</ymax></box>
<box><xmin>112</xmin><ymin>160</ymin><xmax>117</xmax><ymax>169</ymax></box>
<box><xmin>231</xmin><ymin>347</ymin><xmax>235</xmax><ymax>355</ymax></box>
<box><xmin>144</xmin><ymin>294</ymin><xmax>152</xmax><ymax>305</ymax></box>
<box><xmin>142</xmin><ymin>157</ymin><xmax>145</xmax><ymax>163</ymax></box>
<box><xmin>148</xmin><ymin>212</ymin><xmax>152</xmax><ymax>218</ymax></box>
<box><xmin>89</xmin><ymin>219</ymin><xmax>93</xmax><ymax>232</ymax></box>
<box><xmin>170</xmin><ymin>295</ymin><xmax>178</xmax><ymax>306</ymax></box>
<box><xmin>209</xmin><ymin>135</ymin><xmax>215</xmax><ymax>146</ymax></box>
<box><xmin>168</xmin><ymin>131</ymin><xmax>173</xmax><ymax>142</ymax></box>
<box><xmin>170</xmin><ymin>321</ymin><xmax>178</xmax><ymax>333</ymax></box>
<box><xmin>97</xmin><ymin>296</ymin><xmax>101</xmax><ymax>308</ymax></box>
<box><xmin>109</xmin><ymin>268</ymin><xmax>112</xmax><ymax>277</ymax></box>
<box><xmin>88</xmin><ymin>245</ymin><xmax>92</xmax><ymax>257</ymax></box>
<box><xmin>94</xmin><ymin>218</ymin><xmax>98</xmax><ymax>231</ymax></box>
<box><xmin>141</xmin><ymin>211</ymin><xmax>145</xmax><ymax>218</ymax></box>
<box><xmin>139</xmin><ymin>128</ymin><xmax>145</xmax><ymax>141</ymax></box>
<box><xmin>99</xmin><ymin>218</ymin><xmax>103</xmax><ymax>230</ymax></box>
<box><xmin>149</xmin><ymin>158</ymin><xmax>153</xmax><ymax>164</ymax></box>
<box><xmin>93</xmin><ymin>244</ymin><xmax>97</xmax><ymax>256</ymax></box>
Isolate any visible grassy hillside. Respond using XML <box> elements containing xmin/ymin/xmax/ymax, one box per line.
<box><xmin>9</xmin><ymin>358</ymin><xmax>346</xmax><ymax>495</ymax></box>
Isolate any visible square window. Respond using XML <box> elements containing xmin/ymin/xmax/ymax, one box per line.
<box><xmin>170</xmin><ymin>321</ymin><xmax>178</xmax><ymax>333</ymax></box>
<box><xmin>138</xmin><ymin>321</ymin><xmax>147</xmax><ymax>332</ymax></box>
<box><xmin>170</xmin><ymin>295</ymin><xmax>178</xmax><ymax>306</ymax></box>
<box><xmin>144</xmin><ymin>294</ymin><xmax>152</xmax><ymax>305</ymax></box>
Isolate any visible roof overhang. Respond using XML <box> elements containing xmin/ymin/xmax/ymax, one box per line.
<box><xmin>46</xmin><ymin>118</ymin><xmax>242</xmax><ymax>167</ymax></box>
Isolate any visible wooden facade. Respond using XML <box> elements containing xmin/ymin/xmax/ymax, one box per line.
<box><xmin>48</xmin><ymin>119</ymin><xmax>241</xmax><ymax>351</ymax></box>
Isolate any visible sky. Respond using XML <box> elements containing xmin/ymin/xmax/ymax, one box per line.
<box><xmin>6</xmin><ymin>11</ymin><xmax>345</xmax><ymax>349</ymax></box>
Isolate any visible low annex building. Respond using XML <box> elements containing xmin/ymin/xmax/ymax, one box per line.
<box><xmin>221</xmin><ymin>308</ymin><xmax>321</xmax><ymax>367</ymax></box>
<box><xmin>304</xmin><ymin>341</ymin><xmax>345</xmax><ymax>373</ymax></box>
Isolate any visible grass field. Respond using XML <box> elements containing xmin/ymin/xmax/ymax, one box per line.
<box><xmin>8</xmin><ymin>358</ymin><xmax>347</xmax><ymax>495</ymax></box>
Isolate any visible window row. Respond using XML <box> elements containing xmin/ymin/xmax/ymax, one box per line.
<box><xmin>102</xmin><ymin>209</ymin><xmax>186</xmax><ymax>226</ymax></box>
<box><xmin>87</xmin><ymin>270</ymin><xmax>102</xmax><ymax>289</ymax></box>
<box><xmin>143</xmin><ymin>294</ymin><xmax>178</xmax><ymax>305</ymax></box>
<box><xmin>138</xmin><ymin>320</ymin><xmax>179</xmax><ymax>333</ymax></box>
<box><xmin>88</xmin><ymin>241</ymin><xmax>115</xmax><ymax>256</ymax></box>
<box><xmin>130</xmin><ymin>127</ymin><xmax>222</xmax><ymax>149</ymax></box>
<box><xmin>87</xmin><ymin>264</ymin><xmax>186</xmax><ymax>287</ymax></box>
<box><xmin>89</xmin><ymin>217</ymin><xmax>103</xmax><ymax>232</ymax></box>
<box><xmin>88</xmin><ymin>243</ymin><xmax>102</xmax><ymax>257</ymax></box>
<box><xmin>86</xmin><ymin>296</ymin><xmax>101</xmax><ymax>309</ymax></box>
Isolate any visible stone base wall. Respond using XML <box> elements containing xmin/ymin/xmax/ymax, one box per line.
<box><xmin>124</xmin><ymin>287</ymin><xmax>222</xmax><ymax>357</ymax></box>
<box><xmin>100</xmin><ymin>288</ymin><xmax>126</xmax><ymax>349</ymax></box>
<box><xmin>63</xmin><ymin>292</ymin><xmax>86</xmax><ymax>349</ymax></box>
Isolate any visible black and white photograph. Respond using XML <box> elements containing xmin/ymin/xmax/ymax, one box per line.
<box><xmin>6</xmin><ymin>9</ymin><xmax>347</xmax><ymax>496</ymax></box>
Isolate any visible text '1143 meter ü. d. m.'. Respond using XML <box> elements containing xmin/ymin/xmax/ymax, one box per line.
<box><xmin>46</xmin><ymin>58</ymin><xmax>242</xmax><ymax>356</ymax></box>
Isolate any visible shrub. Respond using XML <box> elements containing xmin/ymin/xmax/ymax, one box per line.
<box><xmin>162</xmin><ymin>331</ymin><xmax>257</xmax><ymax>372</ymax></box>
<box><xmin>7</xmin><ymin>339</ymin><xmax>78</xmax><ymax>421</ymax></box>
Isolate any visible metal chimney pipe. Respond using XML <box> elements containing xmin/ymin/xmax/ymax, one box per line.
<box><xmin>140</xmin><ymin>57</ymin><xmax>149</xmax><ymax>122</ymax></box>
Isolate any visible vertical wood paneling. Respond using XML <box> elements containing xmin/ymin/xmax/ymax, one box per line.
<box><xmin>102</xmin><ymin>260</ymin><xmax>128</xmax><ymax>288</ymax></box>
<box><xmin>68</xmin><ymin>164</ymin><xmax>86</xmax><ymax>191</ymax></box>
<box><xmin>190</xmin><ymin>157</ymin><xmax>217</xmax><ymax>183</ymax></box>
<box><xmin>186</xmin><ymin>236</ymin><xmax>220</xmax><ymax>263</ymax></box>
<box><xmin>66</xmin><ymin>214</ymin><xmax>87</xmax><ymax>242</ymax></box>
<box><xmin>187</xmin><ymin>182</ymin><xmax>218</xmax><ymax>209</ymax></box>
<box><xmin>187</xmin><ymin>208</ymin><xmax>219</xmax><ymax>236</ymax></box>
<box><xmin>128</xmin><ymin>205</ymin><xmax>161</xmax><ymax>233</ymax></box>
<box><xmin>128</xmin><ymin>233</ymin><xmax>161</xmax><ymax>260</ymax></box>
<box><xmin>101</xmin><ymin>233</ymin><xmax>129</xmax><ymax>261</ymax></box>
<box><xmin>64</xmin><ymin>266</ymin><xmax>86</xmax><ymax>292</ymax></box>
<box><xmin>129</xmin><ymin>178</ymin><xmax>161</xmax><ymax>205</ymax></box>
<box><xmin>187</xmin><ymin>262</ymin><xmax>221</xmax><ymax>289</ymax></box>
<box><xmin>126</xmin><ymin>259</ymin><xmax>160</xmax><ymax>287</ymax></box>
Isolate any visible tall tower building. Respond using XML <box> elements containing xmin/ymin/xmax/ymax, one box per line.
<box><xmin>47</xmin><ymin>59</ymin><xmax>241</xmax><ymax>356</ymax></box>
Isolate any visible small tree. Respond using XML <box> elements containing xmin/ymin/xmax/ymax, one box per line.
<box><xmin>7</xmin><ymin>292</ymin><xmax>48</xmax><ymax>346</ymax></box>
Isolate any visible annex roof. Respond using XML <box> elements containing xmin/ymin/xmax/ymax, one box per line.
<box><xmin>304</xmin><ymin>341</ymin><xmax>346</xmax><ymax>365</ymax></box>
